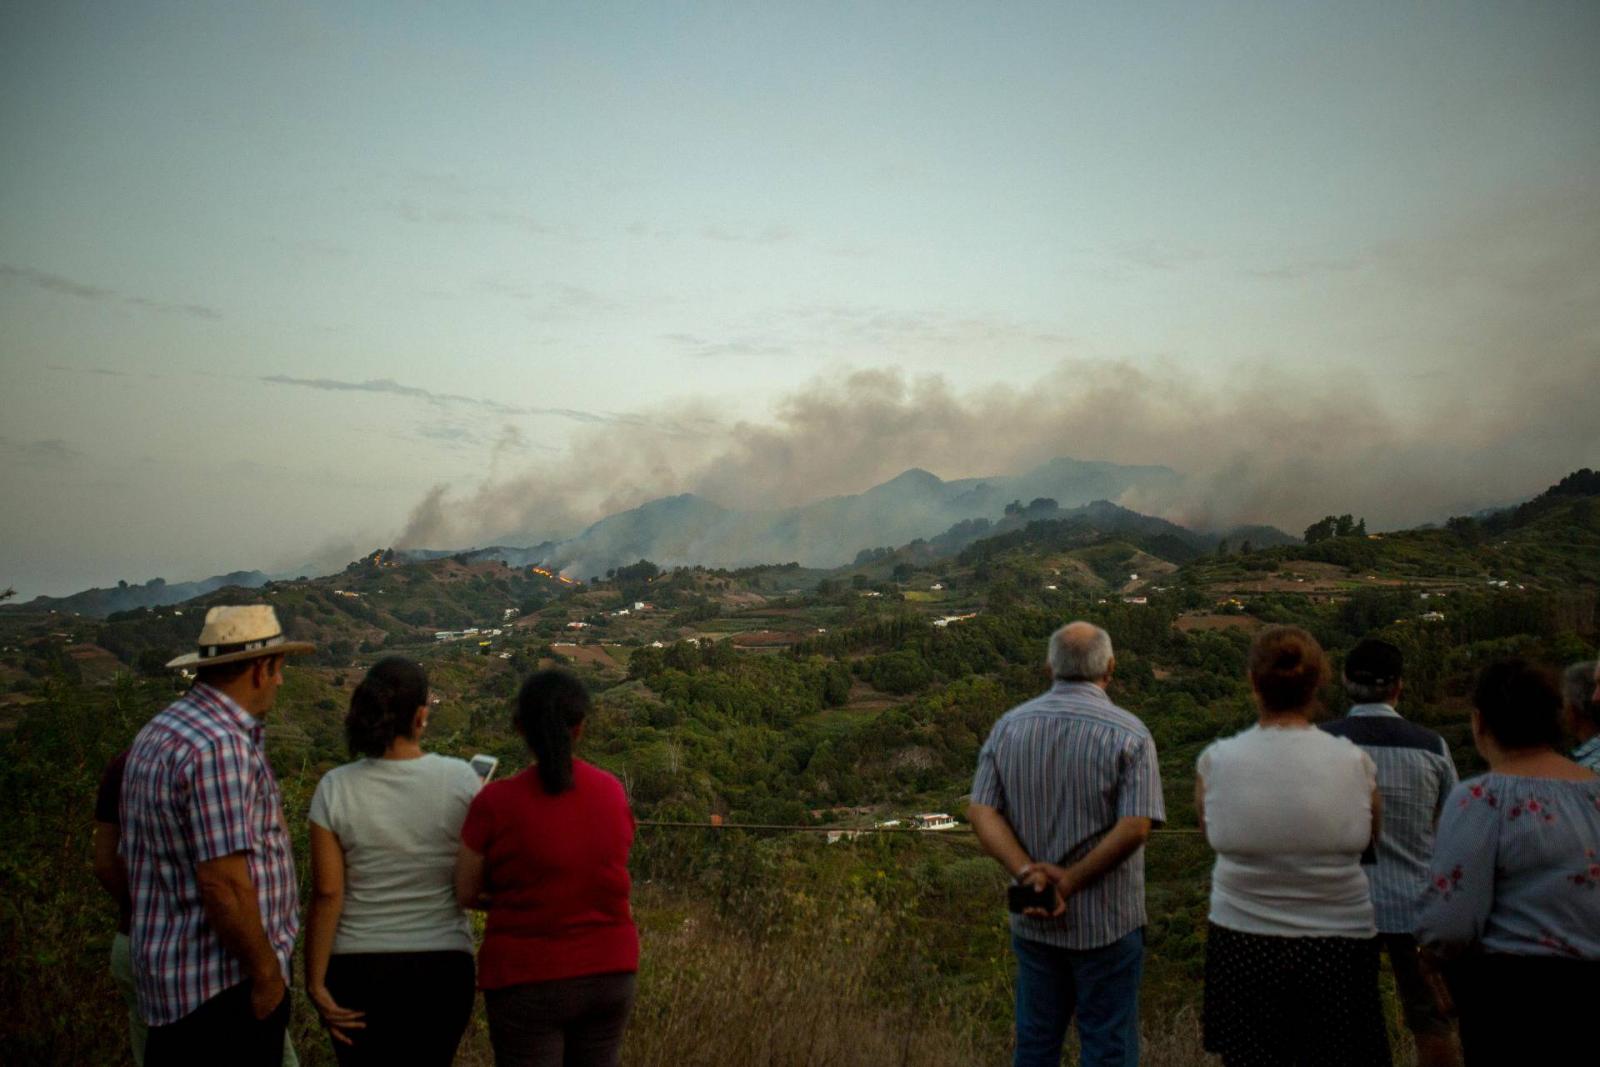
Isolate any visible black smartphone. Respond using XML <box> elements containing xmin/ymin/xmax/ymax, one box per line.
<box><xmin>1007</xmin><ymin>883</ymin><xmax>1056</xmax><ymax>913</ymax></box>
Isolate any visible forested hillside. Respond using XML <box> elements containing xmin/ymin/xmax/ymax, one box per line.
<box><xmin>3</xmin><ymin>474</ymin><xmax>1596</xmax><ymax>1065</ymax></box>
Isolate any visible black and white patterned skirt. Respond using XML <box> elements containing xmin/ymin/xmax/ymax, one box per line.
<box><xmin>1202</xmin><ymin>922</ymin><xmax>1391</xmax><ymax>1067</ymax></box>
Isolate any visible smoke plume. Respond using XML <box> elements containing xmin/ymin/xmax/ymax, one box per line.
<box><xmin>396</xmin><ymin>185</ymin><xmax>1599</xmax><ymax>552</ymax></box>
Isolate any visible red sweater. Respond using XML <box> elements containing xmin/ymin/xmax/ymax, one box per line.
<box><xmin>461</xmin><ymin>760</ymin><xmax>639</xmax><ymax>989</ymax></box>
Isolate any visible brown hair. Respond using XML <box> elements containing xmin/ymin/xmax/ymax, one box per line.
<box><xmin>1474</xmin><ymin>658</ymin><xmax>1565</xmax><ymax>751</ymax></box>
<box><xmin>1248</xmin><ymin>626</ymin><xmax>1328</xmax><ymax>713</ymax></box>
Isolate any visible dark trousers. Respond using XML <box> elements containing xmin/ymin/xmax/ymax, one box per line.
<box><xmin>144</xmin><ymin>981</ymin><xmax>290</xmax><ymax>1067</ymax></box>
<box><xmin>485</xmin><ymin>971</ymin><xmax>637</xmax><ymax>1067</ymax></box>
<box><xmin>1445</xmin><ymin>953</ymin><xmax>1599</xmax><ymax>1066</ymax></box>
<box><xmin>324</xmin><ymin>950</ymin><xmax>476</xmax><ymax>1067</ymax></box>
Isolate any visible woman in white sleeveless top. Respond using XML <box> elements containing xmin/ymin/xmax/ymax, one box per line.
<box><xmin>1195</xmin><ymin>626</ymin><xmax>1390</xmax><ymax>1066</ymax></box>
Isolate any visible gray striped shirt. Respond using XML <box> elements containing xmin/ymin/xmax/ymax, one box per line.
<box><xmin>971</xmin><ymin>681</ymin><xmax>1166</xmax><ymax>949</ymax></box>
<box><xmin>1320</xmin><ymin>704</ymin><xmax>1458</xmax><ymax>933</ymax></box>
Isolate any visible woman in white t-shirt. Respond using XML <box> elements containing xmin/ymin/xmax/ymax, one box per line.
<box><xmin>304</xmin><ymin>657</ymin><xmax>483</xmax><ymax>1067</ymax></box>
<box><xmin>1195</xmin><ymin>626</ymin><xmax>1390</xmax><ymax>1067</ymax></box>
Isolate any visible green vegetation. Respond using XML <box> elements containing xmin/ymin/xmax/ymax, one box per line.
<box><xmin>2</xmin><ymin>472</ymin><xmax>1596</xmax><ymax>1064</ymax></box>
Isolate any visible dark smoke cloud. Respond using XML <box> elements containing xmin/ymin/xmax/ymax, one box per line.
<box><xmin>395</xmin><ymin>184</ymin><xmax>1599</xmax><ymax>552</ymax></box>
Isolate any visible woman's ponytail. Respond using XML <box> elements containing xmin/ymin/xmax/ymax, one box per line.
<box><xmin>513</xmin><ymin>669</ymin><xmax>589</xmax><ymax>794</ymax></box>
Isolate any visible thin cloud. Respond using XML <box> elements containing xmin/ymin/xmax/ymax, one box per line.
<box><xmin>49</xmin><ymin>364</ymin><xmax>134</xmax><ymax>378</ymax></box>
<box><xmin>700</xmin><ymin>224</ymin><xmax>794</xmax><ymax>245</ymax></box>
<box><xmin>1</xmin><ymin>264</ymin><xmax>221</xmax><ymax>320</ymax></box>
<box><xmin>0</xmin><ymin>436</ymin><xmax>83</xmax><ymax>462</ymax></box>
<box><xmin>261</xmin><ymin>374</ymin><xmax>614</xmax><ymax>424</ymax></box>
<box><xmin>660</xmin><ymin>332</ymin><xmax>792</xmax><ymax>359</ymax></box>
<box><xmin>381</xmin><ymin>199</ymin><xmax>574</xmax><ymax>240</ymax></box>
<box><xmin>259</xmin><ymin>375</ymin><xmax>710</xmax><ymax>438</ymax></box>
<box><xmin>1245</xmin><ymin>257</ymin><xmax>1362</xmax><ymax>281</ymax></box>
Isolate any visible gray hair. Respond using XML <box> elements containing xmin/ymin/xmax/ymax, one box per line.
<box><xmin>1048</xmin><ymin>622</ymin><xmax>1114</xmax><ymax>681</ymax></box>
<box><xmin>1562</xmin><ymin>661</ymin><xmax>1599</xmax><ymax>728</ymax></box>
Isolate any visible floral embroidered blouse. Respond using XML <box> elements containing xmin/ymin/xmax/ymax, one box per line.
<box><xmin>1414</xmin><ymin>772</ymin><xmax>1600</xmax><ymax>960</ymax></box>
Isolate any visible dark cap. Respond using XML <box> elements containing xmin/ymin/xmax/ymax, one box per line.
<box><xmin>1344</xmin><ymin>639</ymin><xmax>1403</xmax><ymax>687</ymax></box>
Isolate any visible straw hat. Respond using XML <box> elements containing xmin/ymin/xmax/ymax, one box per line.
<box><xmin>164</xmin><ymin>605</ymin><xmax>316</xmax><ymax>669</ymax></box>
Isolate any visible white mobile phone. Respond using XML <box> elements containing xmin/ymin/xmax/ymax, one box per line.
<box><xmin>469</xmin><ymin>754</ymin><xmax>499</xmax><ymax>782</ymax></box>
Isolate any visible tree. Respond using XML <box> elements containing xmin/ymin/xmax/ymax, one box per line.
<box><xmin>1446</xmin><ymin>515</ymin><xmax>1482</xmax><ymax>545</ymax></box>
<box><xmin>1303</xmin><ymin>516</ymin><xmax>1338</xmax><ymax>544</ymax></box>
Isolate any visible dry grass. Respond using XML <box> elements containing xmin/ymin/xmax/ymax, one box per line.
<box><xmin>622</xmin><ymin>903</ymin><xmax>989</xmax><ymax>1067</ymax></box>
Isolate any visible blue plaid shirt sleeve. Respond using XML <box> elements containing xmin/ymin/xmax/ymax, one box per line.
<box><xmin>970</xmin><ymin>724</ymin><xmax>1005</xmax><ymax>811</ymax></box>
<box><xmin>185</xmin><ymin>734</ymin><xmax>257</xmax><ymax>862</ymax></box>
<box><xmin>1116</xmin><ymin>733</ymin><xmax>1166</xmax><ymax>826</ymax></box>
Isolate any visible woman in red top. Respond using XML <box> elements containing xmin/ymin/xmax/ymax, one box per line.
<box><xmin>455</xmin><ymin>669</ymin><xmax>638</xmax><ymax>1067</ymax></box>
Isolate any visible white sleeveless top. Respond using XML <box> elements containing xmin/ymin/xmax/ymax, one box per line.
<box><xmin>1197</xmin><ymin>726</ymin><xmax>1377</xmax><ymax>938</ymax></box>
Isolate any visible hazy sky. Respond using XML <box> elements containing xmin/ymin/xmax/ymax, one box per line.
<box><xmin>3</xmin><ymin>2</ymin><xmax>1597</xmax><ymax>597</ymax></box>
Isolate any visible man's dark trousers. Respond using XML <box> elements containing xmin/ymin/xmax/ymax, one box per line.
<box><xmin>144</xmin><ymin>982</ymin><xmax>289</xmax><ymax>1067</ymax></box>
<box><xmin>1013</xmin><ymin>927</ymin><xmax>1143</xmax><ymax>1067</ymax></box>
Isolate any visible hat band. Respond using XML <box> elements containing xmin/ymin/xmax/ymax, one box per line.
<box><xmin>198</xmin><ymin>633</ymin><xmax>287</xmax><ymax>661</ymax></box>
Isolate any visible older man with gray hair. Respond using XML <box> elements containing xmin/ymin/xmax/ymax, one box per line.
<box><xmin>1564</xmin><ymin>660</ymin><xmax>1600</xmax><ymax>771</ymax></box>
<box><xmin>969</xmin><ymin>621</ymin><xmax>1165</xmax><ymax>1067</ymax></box>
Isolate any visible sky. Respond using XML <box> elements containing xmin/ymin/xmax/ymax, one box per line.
<box><xmin>2</xmin><ymin>2</ymin><xmax>1597</xmax><ymax>598</ymax></box>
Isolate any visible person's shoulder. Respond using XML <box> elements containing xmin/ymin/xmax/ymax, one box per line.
<box><xmin>476</xmin><ymin>773</ymin><xmax>518</xmax><ymax>801</ymax></box>
<box><xmin>1201</xmin><ymin>725</ymin><xmax>1256</xmax><ymax>756</ymax></box>
<box><xmin>1328</xmin><ymin>712</ymin><xmax>1447</xmax><ymax>754</ymax></box>
<box><xmin>432</xmin><ymin>754</ymin><xmax>484</xmax><ymax>792</ymax></box>
<box><xmin>1100</xmin><ymin>699</ymin><xmax>1154</xmax><ymax>741</ymax></box>
<box><xmin>313</xmin><ymin>758</ymin><xmax>368</xmax><ymax>791</ymax></box>
<box><xmin>1308</xmin><ymin>728</ymin><xmax>1374</xmax><ymax>766</ymax></box>
<box><xmin>574</xmin><ymin>758</ymin><xmax>628</xmax><ymax>795</ymax></box>
<box><xmin>425</xmin><ymin>752</ymin><xmax>476</xmax><ymax>776</ymax></box>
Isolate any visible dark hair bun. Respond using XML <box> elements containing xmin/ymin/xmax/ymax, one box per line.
<box><xmin>346</xmin><ymin>657</ymin><xmax>429</xmax><ymax>758</ymax></box>
<box><xmin>1248</xmin><ymin>626</ymin><xmax>1329</xmax><ymax>713</ymax></box>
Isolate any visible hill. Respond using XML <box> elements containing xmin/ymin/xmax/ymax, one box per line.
<box><xmin>2</xmin><ymin>569</ymin><xmax>273</xmax><ymax>618</ymax></box>
<box><xmin>408</xmin><ymin>455</ymin><xmax>1189</xmax><ymax>580</ymax></box>
<box><xmin>2</xmin><ymin>470</ymin><xmax>1597</xmax><ymax>1064</ymax></box>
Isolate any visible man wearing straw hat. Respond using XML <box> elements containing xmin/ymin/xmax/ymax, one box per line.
<box><xmin>121</xmin><ymin>605</ymin><xmax>314</xmax><ymax>1067</ymax></box>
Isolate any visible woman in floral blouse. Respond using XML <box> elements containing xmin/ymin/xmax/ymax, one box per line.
<box><xmin>1414</xmin><ymin>658</ymin><xmax>1600</xmax><ymax>1065</ymax></box>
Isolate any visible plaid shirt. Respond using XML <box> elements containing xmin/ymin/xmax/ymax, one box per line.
<box><xmin>120</xmin><ymin>683</ymin><xmax>299</xmax><ymax>1025</ymax></box>
<box><xmin>972</xmin><ymin>681</ymin><xmax>1166</xmax><ymax>949</ymax></box>
<box><xmin>1320</xmin><ymin>704</ymin><xmax>1457</xmax><ymax>933</ymax></box>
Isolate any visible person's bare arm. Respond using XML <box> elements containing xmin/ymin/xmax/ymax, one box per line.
<box><xmin>194</xmin><ymin>854</ymin><xmax>285</xmax><ymax>1020</ymax></box>
<box><xmin>91</xmin><ymin>822</ymin><xmax>130</xmax><ymax>912</ymax></box>
<box><xmin>305</xmin><ymin>823</ymin><xmax>364</xmax><ymax>1044</ymax></box>
<box><xmin>455</xmin><ymin>843</ymin><xmax>489</xmax><ymax>910</ymax></box>
<box><xmin>967</xmin><ymin>803</ymin><xmax>1065</xmax><ymax>918</ymax></box>
<box><xmin>1055</xmin><ymin>816</ymin><xmax>1152</xmax><ymax>897</ymax></box>
<box><xmin>1369</xmin><ymin>786</ymin><xmax>1383</xmax><ymax>848</ymax></box>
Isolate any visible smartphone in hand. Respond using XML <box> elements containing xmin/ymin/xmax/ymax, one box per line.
<box><xmin>469</xmin><ymin>754</ymin><xmax>499</xmax><ymax>782</ymax></box>
<box><xmin>1007</xmin><ymin>883</ymin><xmax>1056</xmax><ymax>913</ymax></box>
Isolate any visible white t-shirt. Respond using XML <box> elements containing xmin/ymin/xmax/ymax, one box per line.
<box><xmin>308</xmin><ymin>753</ymin><xmax>482</xmax><ymax>954</ymax></box>
<box><xmin>1197</xmin><ymin>725</ymin><xmax>1378</xmax><ymax>938</ymax></box>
